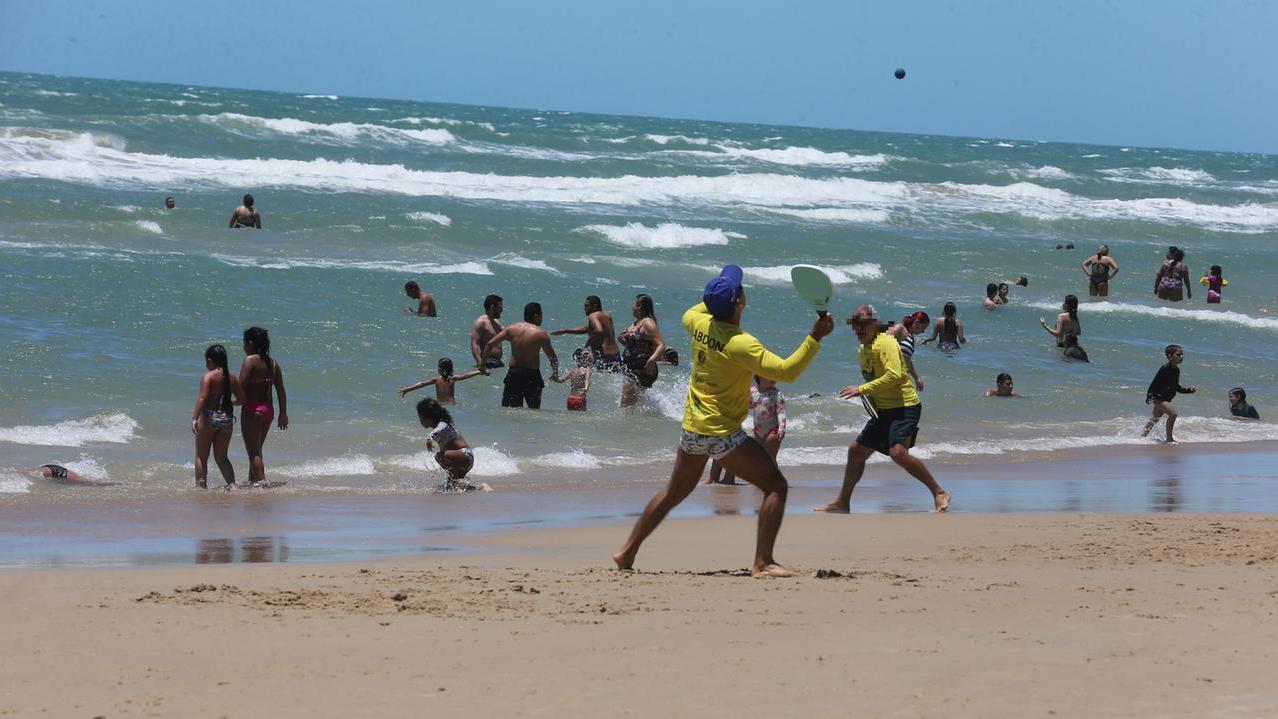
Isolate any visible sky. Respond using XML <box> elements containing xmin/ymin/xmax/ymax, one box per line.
<box><xmin>2</xmin><ymin>0</ymin><xmax>1276</xmax><ymax>154</ymax></box>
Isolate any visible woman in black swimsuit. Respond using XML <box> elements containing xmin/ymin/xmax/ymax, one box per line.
<box><xmin>618</xmin><ymin>293</ymin><xmax>667</xmax><ymax>408</ymax></box>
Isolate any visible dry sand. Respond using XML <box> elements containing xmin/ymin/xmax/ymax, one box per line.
<box><xmin>4</xmin><ymin>513</ymin><xmax>1278</xmax><ymax>718</ymax></box>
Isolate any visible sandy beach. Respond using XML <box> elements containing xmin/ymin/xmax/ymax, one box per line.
<box><xmin>5</xmin><ymin>511</ymin><xmax>1278</xmax><ymax>717</ymax></box>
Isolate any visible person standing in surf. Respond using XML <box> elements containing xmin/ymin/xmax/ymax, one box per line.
<box><xmin>240</xmin><ymin>327</ymin><xmax>288</xmax><ymax>486</ymax></box>
<box><xmin>920</xmin><ymin>302</ymin><xmax>965</xmax><ymax>350</ymax></box>
<box><xmin>192</xmin><ymin>344</ymin><xmax>243</xmax><ymax>489</ymax></box>
<box><xmin>1082</xmin><ymin>245</ymin><xmax>1119</xmax><ymax>297</ymax></box>
<box><xmin>551</xmin><ymin>295</ymin><xmax>622</xmax><ymax>370</ymax></box>
<box><xmin>470</xmin><ymin>294</ymin><xmax>505</xmax><ymax>370</ymax></box>
<box><xmin>613</xmin><ymin>265</ymin><xmax>834</xmax><ymax>577</ymax></box>
<box><xmin>484</xmin><ymin>302</ymin><xmax>559</xmax><ymax>409</ymax></box>
<box><xmin>618</xmin><ymin>293</ymin><xmax>667</xmax><ymax>407</ymax></box>
<box><xmin>1040</xmin><ymin>294</ymin><xmax>1082</xmax><ymax>349</ymax></box>
<box><xmin>228</xmin><ymin>193</ymin><xmax>262</xmax><ymax>229</ymax></box>
<box><xmin>403</xmin><ymin>281</ymin><xmax>437</xmax><ymax>317</ymax></box>
<box><xmin>1155</xmin><ymin>247</ymin><xmax>1191</xmax><ymax>302</ymax></box>
<box><xmin>889</xmin><ymin>310</ymin><xmax>929</xmax><ymax>392</ymax></box>
<box><xmin>817</xmin><ymin>304</ymin><xmax>950</xmax><ymax>513</ymax></box>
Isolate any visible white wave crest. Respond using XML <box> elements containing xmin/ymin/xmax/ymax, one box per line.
<box><xmin>1020</xmin><ymin>165</ymin><xmax>1075</xmax><ymax>180</ymax></box>
<box><xmin>705</xmin><ymin>146</ymin><xmax>889</xmax><ymax>168</ymax></box>
<box><xmin>404</xmin><ymin>211</ymin><xmax>452</xmax><ymax>226</ymax></box>
<box><xmin>7</xmin><ymin>131</ymin><xmax>1276</xmax><ymax>232</ymax></box>
<box><xmin>135</xmin><ymin>220</ymin><xmax>162</xmax><ymax>234</ymax></box>
<box><xmin>778</xmin><ymin>417</ymin><xmax>1278</xmax><ymax>465</ymax></box>
<box><xmin>0</xmin><ymin>412</ymin><xmax>139</xmax><ymax>447</ymax></box>
<box><xmin>769</xmin><ymin>207</ymin><xmax>891</xmax><ymax>224</ymax></box>
<box><xmin>1025</xmin><ymin>301</ymin><xmax>1278</xmax><ymax>331</ymax></box>
<box><xmin>580</xmin><ymin>222</ymin><xmax>743</xmax><ymax>249</ymax></box>
<box><xmin>393</xmin><ymin>116</ymin><xmax>497</xmax><ymax>132</ymax></box>
<box><xmin>530</xmin><ymin>450</ymin><xmax>603</xmax><ymax>470</ymax></box>
<box><xmin>491</xmin><ymin>253</ymin><xmax>559</xmax><ymax>274</ymax></box>
<box><xmin>729</xmin><ymin>263</ymin><xmax>883</xmax><ymax>286</ymax></box>
<box><xmin>471</xmin><ymin>446</ymin><xmax>521</xmax><ymax>477</ymax></box>
<box><xmin>212</xmin><ymin>254</ymin><xmax>492</xmax><ymax>276</ymax></box>
<box><xmin>0</xmin><ymin>472</ymin><xmax>33</xmax><ymax>493</ymax></box>
<box><xmin>301</xmin><ymin>94</ymin><xmax>339</xmax><ymax>100</ymax></box>
<box><xmin>198</xmin><ymin>113</ymin><xmax>456</xmax><ymax>145</ymax></box>
<box><xmin>1101</xmin><ymin>166</ymin><xmax>1217</xmax><ymax>185</ymax></box>
<box><xmin>276</xmin><ymin>454</ymin><xmax>377</xmax><ymax>478</ymax></box>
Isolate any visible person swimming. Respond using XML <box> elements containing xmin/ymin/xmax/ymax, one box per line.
<box><xmin>983</xmin><ymin>283</ymin><xmax>999</xmax><ymax>309</ymax></box>
<box><xmin>984</xmin><ymin>373</ymin><xmax>1021</xmax><ymax>397</ymax></box>
<box><xmin>228</xmin><ymin>193</ymin><xmax>262</xmax><ymax>229</ymax></box>
<box><xmin>1228</xmin><ymin>387</ymin><xmax>1260</xmax><ymax>419</ymax></box>
<box><xmin>18</xmin><ymin>464</ymin><xmax>121</xmax><ymax>486</ymax></box>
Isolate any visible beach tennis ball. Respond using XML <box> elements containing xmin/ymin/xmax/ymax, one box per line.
<box><xmin>894</xmin><ymin>68</ymin><xmax>906</xmax><ymax>79</ymax></box>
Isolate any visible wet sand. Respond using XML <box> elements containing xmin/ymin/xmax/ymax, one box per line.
<box><xmin>3</xmin><ymin>441</ymin><xmax>1277</xmax><ymax>568</ymax></box>
<box><xmin>4</xmin><ymin>513</ymin><xmax>1278</xmax><ymax>717</ymax></box>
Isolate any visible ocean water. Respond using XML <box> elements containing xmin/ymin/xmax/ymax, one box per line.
<box><xmin>2</xmin><ymin>70</ymin><xmax>1277</xmax><ymax>494</ymax></box>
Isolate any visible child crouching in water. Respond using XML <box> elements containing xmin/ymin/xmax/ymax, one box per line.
<box><xmin>707</xmin><ymin>375</ymin><xmax>787</xmax><ymax>485</ymax></box>
<box><xmin>1141</xmin><ymin>344</ymin><xmax>1197</xmax><ymax>443</ymax></box>
<box><xmin>398</xmin><ymin>357</ymin><xmax>482</xmax><ymax>404</ymax></box>
<box><xmin>555</xmin><ymin>347</ymin><xmax>593</xmax><ymax>411</ymax></box>
<box><xmin>417</xmin><ymin>398</ymin><xmax>491</xmax><ymax>493</ymax></box>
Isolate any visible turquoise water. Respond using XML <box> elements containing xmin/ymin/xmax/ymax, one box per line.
<box><xmin>2</xmin><ymin>71</ymin><xmax>1277</xmax><ymax>493</ymax></box>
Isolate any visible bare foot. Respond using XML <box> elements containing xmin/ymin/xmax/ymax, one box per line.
<box><xmin>478</xmin><ymin>483</ymin><xmax>494</xmax><ymax>493</ymax></box>
<box><xmin>752</xmin><ymin>563</ymin><xmax>796</xmax><ymax>578</ymax></box>
<box><xmin>612</xmin><ymin>551</ymin><xmax>634</xmax><ymax>571</ymax></box>
<box><xmin>934</xmin><ymin>490</ymin><xmax>951</xmax><ymax>513</ymax></box>
<box><xmin>813</xmin><ymin>502</ymin><xmax>850</xmax><ymax>513</ymax></box>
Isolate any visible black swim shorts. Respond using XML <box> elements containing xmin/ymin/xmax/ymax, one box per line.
<box><xmin>856</xmin><ymin>404</ymin><xmax>921</xmax><ymax>455</ymax></box>
<box><xmin>502</xmin><ymin>366</ymin><xmax>544</xmax><ymax>409</ymax></box>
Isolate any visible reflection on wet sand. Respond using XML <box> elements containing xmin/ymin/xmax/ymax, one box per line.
<box><xmin>196</xmin><ymin>536</ymin><xmax>288</xmax><ymax>564</ymax></box>
<box><xmin>709</xmin><ymin>485</ymin><xmax>759</xmax><ymax>516</ymax></box>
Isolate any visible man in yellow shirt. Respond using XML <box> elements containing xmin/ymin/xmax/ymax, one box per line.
<box><xmin>613</xmin><ymin>265</ymin><xmax>834</xmax><ymax>577</ymax></box>
<box><xmin>816</xmin><ymin>304</ymin><xmax>950</xmax><ymax>513</ymax></box>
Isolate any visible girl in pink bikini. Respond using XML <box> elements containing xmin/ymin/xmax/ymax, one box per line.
<box><xmin>707</xmin><ymin>375</ymin><xmax>787</xmax><ymax>485</ymax></box>
<box><xmin>239</xmin><ymin>327</ymin><xmax>289</xmax><ymax>487</ymax></box>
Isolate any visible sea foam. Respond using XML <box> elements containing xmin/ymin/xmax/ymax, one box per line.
<box><xmin>0</xmin><ymin>412</ymin><xmax>139</xmax><ymax>447</ymax></box>
<box><xmin>1025</xmin><ymin>301</ymin><xmax>1278</xmax><ymax>331</ymax></box>
<box><xmin>198</xmin><ymin>113</ymin><xmax>456</xmax><ymax>145</ymax></box>
<box><xmin>404</xmin><ymin>211</ymin><xmax>452</xmax><ymax>226</ymax></box>
<box><xmin>212</xmin><ymin>254</ymin><xmax>493</xmax><ymax>276</ymax></box>
<box><xmin>580</xmin><ymin>222</ymin><xmax>743</xmax><ymax>249</ymax></box>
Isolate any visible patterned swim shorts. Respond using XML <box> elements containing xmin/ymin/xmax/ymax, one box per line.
<box><xmin>678</xmin><ymin>428</ymin><xmax>750</xmax><ymax>460</ymax></box>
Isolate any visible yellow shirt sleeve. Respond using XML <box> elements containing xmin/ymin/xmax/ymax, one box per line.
<box><xmin>728</xmin><ymin>334</ymin><xmax>821</xmax><ymax>383</ymax></box>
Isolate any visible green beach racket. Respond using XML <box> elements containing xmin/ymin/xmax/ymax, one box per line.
<box><xmin>790</xmin><ymin>264</ymin><xmax>834</xmax><ymax>317</ymax></box>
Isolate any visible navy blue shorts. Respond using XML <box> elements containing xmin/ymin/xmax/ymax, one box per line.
<box><xmin>856</xmin><ymin>404</ymin><xmax>921</xmax><ymax>455</ymax></box>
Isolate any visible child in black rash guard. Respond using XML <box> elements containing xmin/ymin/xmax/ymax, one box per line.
<box><xmin>1141</xmin><ymin>344</ymin><xmax>1197</xmax><ymax>443</ymax></box>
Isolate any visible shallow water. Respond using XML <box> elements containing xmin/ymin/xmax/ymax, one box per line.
<box><xmin>1</xmin><ymin>70</ymin><xmax>1277</xmax><ymax>492</ymax></box>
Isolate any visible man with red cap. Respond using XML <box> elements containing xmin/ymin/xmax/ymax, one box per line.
<box><xmin>613</xmin><ymin>265</ymin><xmax>834</xmax><ymax>577</ymax></box>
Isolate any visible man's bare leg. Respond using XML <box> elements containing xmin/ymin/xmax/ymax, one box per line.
<box><xmin>815</xmin><ymin>442</ymin><xmax>876</xmax><ymax>513</ymax></box>
<box><xmin>613</xmin><ymin>450</ymin><xmax>708</xmax><ymax>570</ymax></box>
<box><xmin>716</xmin><ymin>438</ymin><xmax>793</xmax><ymax>577</ymax></box>
<box><xmin>888</xmin><ymin>444</ymin><xmax>950</xmax><ymax>512</ymax></box>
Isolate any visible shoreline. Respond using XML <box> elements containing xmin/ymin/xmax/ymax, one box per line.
<box><xmin>4</xmin><ymin>513</ymin><xmax>1278</xmax><ymax>716</ymax></box>
<box><xmin>2</xmin><ymin>440</ymin><xmax>1277</xmax><ymax>569</ymax></box>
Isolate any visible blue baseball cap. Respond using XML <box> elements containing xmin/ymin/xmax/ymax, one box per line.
<box><xmin>703</xmin><ymin>264</ymin><xmax>744</xmax><ymax>318</ymax></box>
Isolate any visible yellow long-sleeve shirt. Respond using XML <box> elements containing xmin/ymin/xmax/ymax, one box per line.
<box><xmin>858</xmin><ymin>332</ymin><xmax>920</xmax><ymax>410</ymax></box>
<box><xmin>681</xmin><ymin>303</ymin><xmax>821</xmax><ymax>436</ymax></box>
